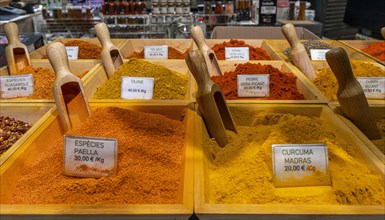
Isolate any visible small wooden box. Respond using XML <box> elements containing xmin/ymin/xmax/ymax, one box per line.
<box><xmin>120</xmin><ymin>39</ymin><xmax>194</xmax><ymax>59</ymax></box>
<box><xmin>28</xmin><ymin>38</ymin><xmax>127</xmax><ymax>60</ymax></box>
<box><xmin>0</xmin><ymin>102</ymin><xmax>194</xmax><ymax>219</ymax></box>
<box><xmin>0</xmin><ymin>60</ymin><xmax>101</xmax><ymax>103</ymax></box>
<box><xmin>340</xmin><ymin>40</ymin><xmax>385</xmax><ymax>65</ymax></box>
<box><xmin>202</xmin><ymin>39</ymin><xmax>283</xmax><ymax>60</ymax></box>
<box><xmin>194</xmin><ymin>104</ymin><xmax>385</xmax><ymax>219</ymax></box>
<box><xmin>0</xmin><ymin>103</ymin><xmax>55</xmax><ymax>166</ymax></box>
<box><xmin>265</xmin><ymin>40</ymin><xmax>375</xmax><ymax>62</ymax></box>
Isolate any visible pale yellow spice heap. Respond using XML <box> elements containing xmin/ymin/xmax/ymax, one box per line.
<box><xmin>313</xmin><ymin>61</ymin><xmax>385</xmax><ymax>100</ymax></box>
<box><xmin>93</xmin><ymin>58</ymin><xmax>188</xmax><ymax>100</ymax></box>
<box><xmin>206</xmin><ymin>110</ymin><xmax>385</xmax><ymax>205</ymax></box>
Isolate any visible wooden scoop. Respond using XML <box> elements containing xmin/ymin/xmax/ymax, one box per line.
<box><xmin>94</xmin><ymin>22</ymin><xmax>124</xmax><ymax>78</ymax></box>
<box><xmin>326</xmin><ymin>47</ymin><xmax>381</xmax><ymax>140</ymax></box>
<box><xmin>186</xmin><ymin>50</ymin><xmax>237</xmax><ymax>147</ymax></box>
<box><xmin>381</xmin><ymin>27</ymin><xmax>385</xmax><ymax>39</ymax></box>
<box><xmin>47</xmin><ymin>42</ymin><xmax>91</xmax><ymax>133</ymax></box>
<box><xmin>190</xmin><ymin>25</ymin><xmax>222</xmax><ymax>76</ymax></box>
<box><xmin>4</xmin><ymin>22</ymin><xmax>32</xmax><ymax>75</ymax></box>
<box><xmin>281</xmin><ymin>23</ymin><xmax>317</xmax><ymax>81</ymax></box>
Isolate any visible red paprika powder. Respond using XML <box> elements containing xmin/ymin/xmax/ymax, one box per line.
<box><xmin>211</xmin><ymin>62</ymin><xmax>305</xmax><ymax>100</ymax></box>
<box><xmin>211</xmin><ymin>39</ymin><xmax>271</xmax><ymax>60</ymax></box>
<box><xmin>362</xmin><ymin>41</ymin><xmax>385</xmax><ymax>61</ymax></box>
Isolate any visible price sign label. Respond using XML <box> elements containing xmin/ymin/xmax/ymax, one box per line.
<box><xmin>121</xmin><ymin>76</ymin><xmax>154</xmax><ymax>100</ymax></box>
<box><xmin>357</xmin><ymin>77</ymin><xmax>385</xmax><ymax>99</ymax></box>
<box><xmin>66</xmin><ymin>46</ymin><xmax>79</xmax><ymax>60</ymax></box>
<box><xmin>225</xmin><ymin>47</ymin><xmax>249</xmax><ymax>60</ymax></box>
<box><xmin>64</xmin><ymin>136</ymin><xmax>118</xmax><ymax>178</ymax></box>
<box><xmin>144</xmin><ymin>45</ymin><xmax>168</xmax><ymax>59</ymax></box>
<box><xmin>237</xmin><ymin>74</ymin><xmax>269</xmax><ymax>97</ymax></box>
<box><xmin>0</xmin><ymin>74</ymin><xmax>34</xmax><ymax>98</ymax></box>
<box><xmin>261</xmin><ymin>6</ymin><xmax>277</xmax><ymax>14</ymax></box>
<box><xmin>272</xmin><ymin>144</ymin><xmax>331</xmax><ymax>187</ymax></box>
<box><xmin>310</xmin><ymin>49</ymin><xmax>330</xmax><ymax>60</ymax></box>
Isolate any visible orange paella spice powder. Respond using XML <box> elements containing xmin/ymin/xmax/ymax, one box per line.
<box><xmin>7</xmin><ymin>107</ymin><xmax>185</xmax><ymax>204</ymax></box>
<box><xmin>211</xmin><ymin>39</ymin><xmax>271</xmax><ymax>60</ymax></box>
<box><xmin>130</xmin><ymin>47</ymin><xmax>189</xmax><ymax>59</ymax></box>
<box><xmin>211</xmin><ymin>62</ymin><xmax>304</xmax><ymax>100</ymax></box>
<box><xmin>362</xmin><ymin>41</ymin><xmax>385</xmax><ymax>61</ymax></box>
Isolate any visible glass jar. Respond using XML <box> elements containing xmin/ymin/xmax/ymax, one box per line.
<box><xmin>182</xmin><ymin>2</ymin><xmax>190</xmax><ymax>14</ymax></box>
<box><xmin>160</xmin><ymin>2</ymin><xmax>168</xmax><ymax>14</ymax></box>
<box><xmin>175</xmin><ymin>2</ymin><xmax>183</xmax><ymax>14</ymax></box>
<box><xmin>167</xmin><ymin>3</ymin><xmax>175</xmax><ymax>14</ymax></box>
<box><xmin>152</xmin><ymin>2</ymin><xmax>160</xmax><ymax>13</ymax></box>
<box><xmin>297</xmin><ymin>1</ymin><xmax>306</xmax><ymax>20</ymax></box>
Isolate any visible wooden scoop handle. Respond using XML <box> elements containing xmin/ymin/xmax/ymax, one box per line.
<box><xmin>4</xmin><ymin>22</ymin><xmax>21</xmax><ymax>45</ymax></box>
<box><xmin>46</xmin><ymin>42</ymin><xmax>71</xmax><ymax>78</ymax></box>
<box><xmin>191</xmin><ymin>25</ymin><xmax>210</xmax><ymax>52</ymax></box>
<box><xmin>95</xmin><ymin>23</ymin><xmax>115</xmax><ymax>49</ymax></box>
<box><xmin>381</xmin><ymin>27</ymin><xmax>385</xmax><ymax>39</ymax></box>
<box><xmin>281</xmin><ymin>23</ymin><xmax>300</xmax><ymax>48</ymax></box>
<box><xmin>185</xmin><ymin>50</ymin><xmax>214</xmax><ymax>93</ymax></box>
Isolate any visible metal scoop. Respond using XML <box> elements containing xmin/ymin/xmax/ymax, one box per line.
<box><xmin>47</xmin><ymin>42</ymin><xmax>91</xmax><ymax>133</ymax></box>
<box><xmin>94</xmin><ymin>22</ymin><xmax>124</xmax><ymax>78</ymax></box>
<box><xmin>186</xmin><ymin>50</ymin><xmax>237</xmax><ymax>147</ymax></box>
<box><xmin>326</xmin><ymin>47</ymin><xmax>381</xmax><ymax>140</ymax></box>
<box><xmin>4</xmin><ymin>22</ymin><xmax>32</xmax><ymax>75</ymax></box>
<box><xmin>190</xmin><ymin>25</ymin><xmax>222</xmax><ymax>76</ymax></box>
<box><xmin>281</xmin><ymin>23</ymin><xmax>317</xmax><ymax>81</ymax></box>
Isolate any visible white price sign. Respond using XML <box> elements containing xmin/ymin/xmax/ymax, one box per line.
<box><xmin>237</xmin><ymin>74</ymin><xmax>269</xmax><ymax>97</ymax></box>
<box><xmin>225</xmin><ymin>47</ymin><xmax>249</xmax><ymax>60</ymax></box>
<box><xmin>272</xmin><ymin>144</ymin><xmax>331</xmax><ymax>187</ymax></box>
<box><xmin>0</xmin><ymin>74</ymin><xmax>34</xmax><ymax>98</ymax></box>
<box><xmin>144</xmin><ymin>45</ymin><xmax>168</xmax><ymax>59</ymax></box>
<box><xmin>310</xmin><ymin>49</ymin><xmax>330</xmax><ymax>60</ymax></box>
<box><xmin>121</xmin><ymin>76</ymin><xmax>154</xmax><ymax>100</ymax></box>
<box><xmin>66</xmin><ymin>46</ymin><xmax>79</xmax><ymax>60</ymax></box>
<box><xmin>357</xmin><ymin>77</ymin><xmax>385</xmax><ymax>99</ymax></box>
<box><xmin>64</xmin><ymin>136</ymin><xmax>118</xmax><ymax>178</ymax></box>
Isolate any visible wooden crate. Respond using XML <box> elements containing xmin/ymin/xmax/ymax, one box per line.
<box><xmin>194</xmin><ymin>103</ymin><xmax>385</xmax><ymax>219</ymax></box>
<box><xmin>204</xmin><ymin>60</ymin><xmax>328</xmax><ymax>103</ymax></box>
<box><xmin>0</xmin><ymin>103</ymin><xmax>55</xmax><ymax>166</ymax></box>
<box><xmin>0</xmin><ymin>102</ymin><xmax>194</xmax><ymax>219</ymax></box>
<box><xmin>311</xmin><ymin>61</ymin><xmax>385</xmax><ymax>105</ymax></box>
<box><xmin>29</xmin><ymin>38</ymin><xmax>127</xmax><ymax>60</ymax></box>
<box><xmin>120</xmin><ymin>39</ymin><xmax>194</xmax><ymax>59</ymax></box>
<box><xmin>340</xmin><ymin>40</ymin><xmax>385</xmax><ymax>65</ymax></box>
<box><xmin>202</xmin><ymin>39</ymin><xmax>283</xmax><ymax>61</ymax></box>
<box><xmin>85</xmin><ymin>59</ymin><xmax>194</xmax><ymax>103</ymax></box>
<box><xmin>265</xmin><ymin>40</ymin><xmax>376</xmax><ymax>62</ymax></box>
<box><xmin>0</xmin><ymin>60</ymin><xmax>101</xmax><ymax>103</ymax></box>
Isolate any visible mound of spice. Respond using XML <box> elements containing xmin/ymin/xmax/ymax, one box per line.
<box><xmin>362</xmin><ymin>41</ymin><xmax>385</xmax><ymax>61</ymax></box>
<box><xmin>93</xmin><ymin>58</ymin><xmax>188</xmax><ymax>100</ymax></box>
<box><xmin>283</xmin><ymin>40</ymin><xmax>332</xmax><ymax>58</ymax></box>
<box><xmin>42</xmin><ymin>40</ymin><xmax>102</xmax><ymax>59</ymax></box>
<box><xmin>206</xmin><ymin>110</ymin><xmax>385</xmax><ymax>205</ymax></box>
<box><xmin>372</xmin><ymin>118</ymin><xmax>385</xmax><ymax>154</ymax></box>
<box><xmin>211</xmin><ymin>62</ymin><xmax>304</xmax><ymax>100</ymax></box>
<box><xmin>211</xmin><ymin>39</ymin><xmax>271</xmax><ymax>60</ymax></box>
<box><xmin>0</xmin><ymin>116</ymin><xmax>32</xmax><ymax>155</ymax></box>
<box><xmin>130</xmin><ymin>47</ymin><xmax>189</xmax><ymax>59</ymax></box>
<box><xmin>313</xmin><ymin>61</ymin><xmax>385</xmax><ymax>100</ymax></box>
<box><xmin>7</xmin><ymin>107</ymin><xmax>185</xmax><ymax>204</ymax></box>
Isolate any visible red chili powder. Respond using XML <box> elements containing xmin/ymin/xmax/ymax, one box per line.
<box><xmin>211</xmin><ymin>62</ymin><xmax>305</xmax><ymax>100</ymax></box>
<box><xmin>362</xmin><ymin>41</ymin><xmax>385</xmax><ymax>61</ymax></box>
<box><xmin>211</xmin><ymin>39</ymin><xmax>271</xmax><ymax>60</ymax></box>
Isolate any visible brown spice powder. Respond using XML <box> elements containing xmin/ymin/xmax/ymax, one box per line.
<box><xmin>8</xmin><ymin>107</ymin><xmax>185</xmax><ymax>204</ymax></box>
<box><xmin>211</xmin><ymin>39</ymin><xmax>271</xmax><ymax>60</ymax></box>
<box><xmin>42</xmin><ymin>40</ymin><xmax>102</xmax><ymax>59</ymax></box>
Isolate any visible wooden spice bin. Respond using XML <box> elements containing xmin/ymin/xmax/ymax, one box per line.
<box><xmin>0</xmin><ymin>60</ymin><xmax>101</xmax><ymax>103</ymax></box>
<box><xmin>0</xmin><ymin>102</ymin><xmax>194</xmax><ymax>219</ymax></box>
<box><xmin>28</xmin><ymin>38</ymin><xmax>127</xmax><ymax>60</ymax></box>
<box><xmin>120</xmin><ymin>39</ymin><xmax>194</xmax><ymax>59</ymax></box>
<box><xmin>85</xmin><ymin>59</ymin><xmax>194</xmax><ymax>103</ymax></box>
<box><xmin>265</xmin><ymin>40</ymin><xmax>376</xmax><ymax>62</ymax></box>
<box><xmin>204</xmin><ymin>60</ymin><xmax>327</xmax><ymax>103</ymax></box>
<box><xmin>339</xmin><ymin>40</ymin><xmax>385</xmax><ymax>65</ymax></box>
<box><xmin>194</xmin><ymin>103</ymin><xmax>385</xmax><ymax>219</ymax></box>
<box><xmin>0</xmin><ymin>103</ymin><xmax>55</xmax><ymax>166</ymax></box>
<box><xmin>202</xmin><ymin>39</ymin><xmax>283</xmax><ymax>61</ymax></box>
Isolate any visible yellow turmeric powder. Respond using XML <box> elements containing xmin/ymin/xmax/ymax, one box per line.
<box><xmin>313</xmin><ymin>61</ymin><xmax>385</xmax><ymax>100</ymax></box>
<box><xmin>372</xmin><ymin>118</ymin><xmax>385</xmax><ymax>154</ymax></box>
<box><xmin>206</xmin><ymin>110</ymin><xmax>385</xmax><ymax>205</ymax></box>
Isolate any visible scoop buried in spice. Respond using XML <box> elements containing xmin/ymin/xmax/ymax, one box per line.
<box><xmin>326</xmin><ymin>47</ymin><xmax>381</xmax><ymax>140</ymax></box>
<box><xmin>95</xmin><ymin>22</ymin><xmax>124</xmax><ymax>78</ymax></box>
<box><xmin>191</xmin><ymin>25</ymin><xmax>222</xmax><ymax>76</ymax></box>
<box><xmin>47</xmin><ymin>42</ymin><xmax>91</xmax><ymax>133</ymax></box>
<box><xmin>186</xmin><ymin>50</ymin><xmax>237</xmax><ymax>147</ymax></box>
<box><xmin>281</xmin><ymin>23</ymin><xmax>316</xmax><ymax>81</ymax></box>
<box><xmin>4</xmin><ymin>22</ymin><xmax>32</xmax><ymax>75</ymax></box>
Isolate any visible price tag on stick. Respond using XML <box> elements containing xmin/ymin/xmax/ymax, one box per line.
<box><xmin>64</xmin><ymin>136</ymin><xmax>118</xmax><ymax>178</ymax></box>
<box><xmin>0</xmin><ymin>74</ymin><xmax>34</xmax><ymax>98</ymax></box>
<box><xmin>272</xmin><ymin>144</ymin><xmax>331</xmax><ymax>187</ymax></box>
